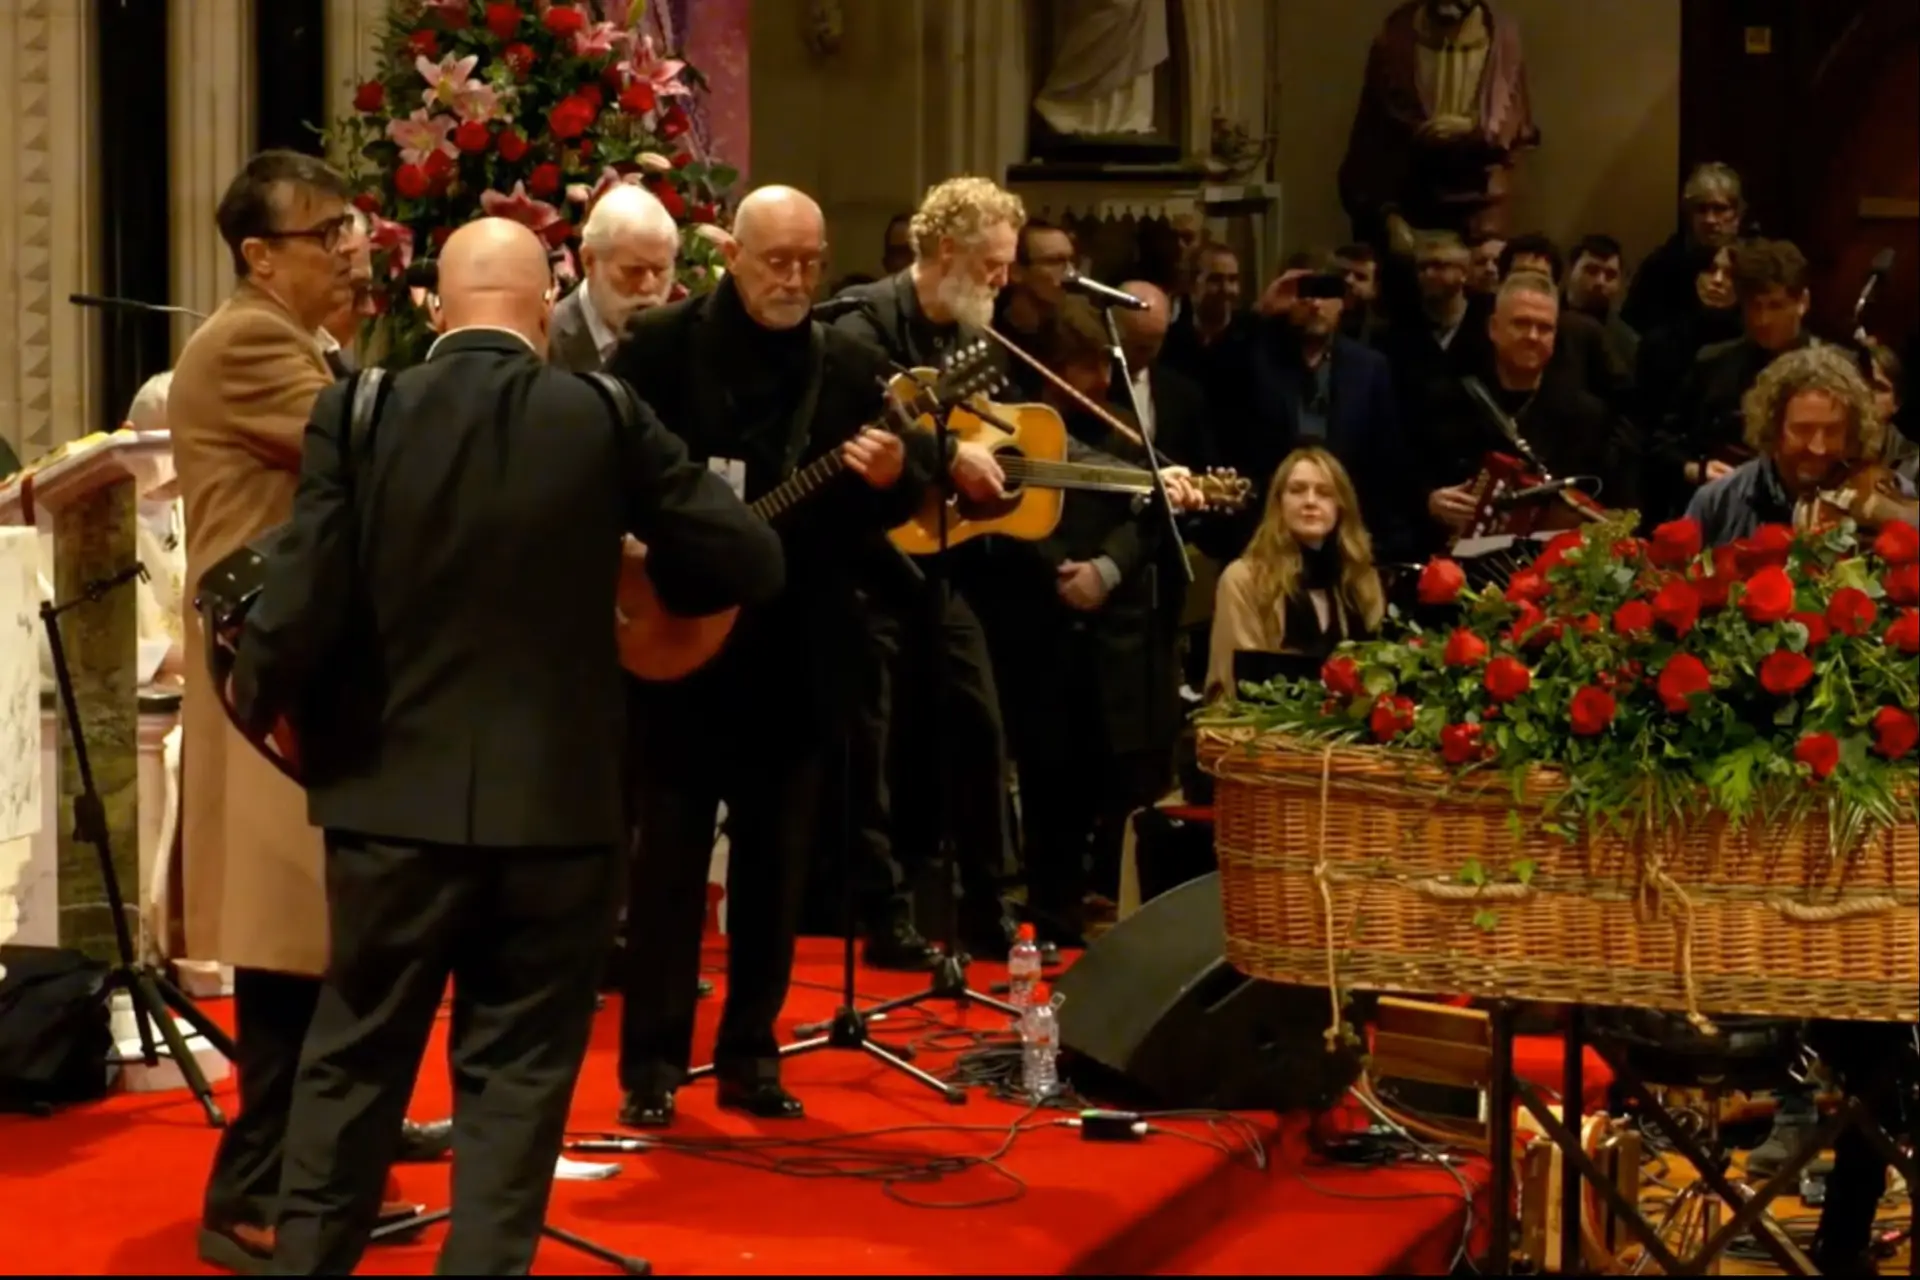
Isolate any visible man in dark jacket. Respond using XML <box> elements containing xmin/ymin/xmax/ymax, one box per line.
<box><xmin>231</xmin><ymin>217</ymin><xmax>784</xmax><ymax>1274</ymax></box>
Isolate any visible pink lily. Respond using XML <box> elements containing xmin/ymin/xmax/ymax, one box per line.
<box><xmin>573</xmin><ymin>19</ymin><xmax>629</xmax><ymax>60</ymax></box>
<box><xmin>386</xmin><ymin>109</ymin><xmax>458</xmax><ymax>165</ymax></box>
<box><xmin>613</xmin><ymin>34</ymin><xmax>687</xmax><ymax>98</ymax></box>
<box><xmin>480</xmin><ymin>182</ymin><xmax>565</xmax><ymax>239</ymax></box>
<box><xmin>416</xmin><ymin>53</ymin><xmax>483</xmax><ymax>112</ymax></box>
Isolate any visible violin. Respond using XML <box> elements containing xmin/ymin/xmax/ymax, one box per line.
<box><xmin>1792</xmin><ymin>461</ymin><xmax>1920</xmax><ymax>534</ymax></box>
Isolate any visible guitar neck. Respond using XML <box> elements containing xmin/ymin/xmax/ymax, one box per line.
<box><xmin>753</xmin><ymin>449</ymin><xmax>846</xmax><ymax>521</ymax></box>
<box><xmin>999</xmin><ymin>456</ymin><xmax>1158</xmax><ymax>496</ymax></box>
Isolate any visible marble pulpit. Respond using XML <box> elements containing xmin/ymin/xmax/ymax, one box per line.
<box><xmin>0</xmin><ymin>431</ymin><xmax>175</xmax><ymax>964</ymax></box>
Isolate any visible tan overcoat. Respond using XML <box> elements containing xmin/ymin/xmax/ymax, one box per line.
<box><xmin>169</xmin><ymin>283</ymin><xmax>334</xmax><ymax>976</ymax></box>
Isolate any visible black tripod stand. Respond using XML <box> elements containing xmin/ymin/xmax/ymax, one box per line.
<box><xmin>369</xmin><ymin>1203</ymin><xmax>652</xmax><ymax>1274</ymax></box>
<box><xmin>41</xmin><ymin>561</ymin><xmax>235</xmax><ymax>1128</ymax></box>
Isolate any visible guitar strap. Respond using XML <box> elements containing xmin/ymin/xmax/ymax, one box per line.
<box><xmin>776</xmin><ymin>322</ymin><xmax>829</xmax><ymax>478</ymax></box>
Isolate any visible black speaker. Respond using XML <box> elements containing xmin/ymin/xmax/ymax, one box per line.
<box><xmin>1055</xmin><ymin>873</ymin><xmax>1361</xmax><ymax>1113</ymax></box>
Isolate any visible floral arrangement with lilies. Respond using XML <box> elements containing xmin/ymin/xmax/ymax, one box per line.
<box><xmin>325</xmin><ymin>0</ymin><xmax>739</xmax><ymax>361</ymax></box>
<box><xmin>1212</xmin><ymin>517</ymin><xmax>1920</xmax><ymax>854</ymax></box>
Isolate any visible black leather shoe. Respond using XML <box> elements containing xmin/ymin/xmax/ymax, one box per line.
<box><xmin>716</xmin><ymin>1079</ymin><xmax>804</xmax><ymax>1119</ymax></box>
<box><xmin>618</xmin><ymin>1087</ymin><xmax>676</xmax><ymax>1129</ymax></box>
<box><xmin>863</xmin><ymin>919</ymin><xmax>940</xmax><ymax>971</ymax></box>
<box><xmin>395</xmin><ymin>1118</ymin><xmax>452</xmax><ymax>1163</ymax></box>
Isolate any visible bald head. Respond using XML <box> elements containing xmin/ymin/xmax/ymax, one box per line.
<box><xmin>1116</xmin><ymin>279</ymin><xmax>1171</xmax><ymax>370</ymax></box>
<box><xmin>725</xmin><ymin>185</ymin><xmax>827</xmax><ymax>330</ymax></box>
<box><xmin>435</xmin><ymin>218</ymin><xmax>555</xmax><ymax>352</ymax></box>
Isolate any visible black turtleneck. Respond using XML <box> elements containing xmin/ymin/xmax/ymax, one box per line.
<box><xmin>709</xmin><ymin>275</ymin><xmax>814</xmax><ymax>459</ymax></box>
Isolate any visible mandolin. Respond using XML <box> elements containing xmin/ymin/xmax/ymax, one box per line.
<box><xmin>618</xmin><ymin>342</ymin><xmax>1003</xmax><ymax>681</ymax></box>
<box><xmin>1792</xmin><ymin>460</ymin><xmax>1919</xmax><ymax>534</ymax></box>
<box><xmin>887</xmin><ymin>396</ymin><xmax>1252</xmax><ymax>556</ymax></box>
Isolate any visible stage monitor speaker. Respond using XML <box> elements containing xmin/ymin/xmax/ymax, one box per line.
<box><xmin>1055</xmin><ymin>872</ymin><xmax>1360</xmax><ymax>1113</ymax></box>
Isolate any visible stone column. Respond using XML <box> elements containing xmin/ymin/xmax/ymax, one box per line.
<box><xmin>323</xmin><ymin>0</ymin><xmax>389</xmax><ymax>146</ymax></box>
<box><xmin>0</xmin><ymin>0</ymin><xmax>98</xmax><ymax>466</ymax></box>
<box><xmin>169</xmin><ymin>0</ymin><xmax>257</xmax><ymax>356</ymax></box>
<box><xmin>924</xmin><ymin>0</ymin><xmax>1030</xmax><ymax>184</ymax></box>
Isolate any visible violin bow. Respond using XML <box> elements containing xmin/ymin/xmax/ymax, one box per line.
<box><xmin>980</xmin><ymin>324</ymin><xmax>1146</xmax><ymax>447</ymax></box>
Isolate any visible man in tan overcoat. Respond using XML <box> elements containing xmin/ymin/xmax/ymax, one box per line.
<box><xmin>169</xmin><ymin>150</ymin><xmax>440</xmax><ymax>1275</ymax></box>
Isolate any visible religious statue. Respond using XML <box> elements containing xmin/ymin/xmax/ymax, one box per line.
<box><xmin>1337</xmin><ymin>0</ymin><xmax>1538</xmax><ymax>257</ymax></box>
<box><xmin>1034</xmin><ymin>0</ymin><xmax>1172</xmax><ymax>138</ymax></box>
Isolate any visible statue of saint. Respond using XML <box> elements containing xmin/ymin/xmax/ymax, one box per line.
<box><xmin>1338</xmin><ymin>0</ymin><xmax>1538</xmax><ymax>256</ymax></box>
<box><xmin>1034</xmin><ymin>0</ymin><xmax>1171</xmax><ymax>137</ymax></box>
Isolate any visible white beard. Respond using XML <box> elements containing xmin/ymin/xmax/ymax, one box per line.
<box><xmin>937</xmin><ymin>272</ymin><xmax>997</xmax><ymax>330</ymax></box>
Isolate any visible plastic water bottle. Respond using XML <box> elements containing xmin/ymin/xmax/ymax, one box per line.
<box><xmin>1021</xmin><ymin>983</ymin><xmax>1061</xmax><ymax>1102</ymax></box>
<box><xmin>1008</xmin><ymin>922</ymin><xmax>1042</xmax><ymax>1012</ymax></box>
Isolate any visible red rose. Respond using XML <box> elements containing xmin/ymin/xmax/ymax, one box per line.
<box><xmin>1735</xmin><ymin>523</ymin><xmax>1795</xmax><ymax>573</ymax></box>
<box><xmin>1611</xmin><ymin>537</ymin><xmax>1646</xmax><ymax>562</ymax></box>
<box><xmin>422</xmin><ymin>148</ymin><xmax>455</xmax><ymax>183</ymax></box>
<box><xmin>1758</xmin><ymin>650</ymin><xmax>1815</xmax><ymax>696</ymax></box>
<box><xmin>1569</xmin><ymin>686</ymin><xmax>1616</xmax><ymax>736</ymax></box>
<box><xmin>394</xmin><ymin>162</ymin><xmax>430</xmax><ymax>199</ymax></box>
<box><xmin>1321</xmin><ymin>655</ymin><xmax>1361</xmax><ymax>698</ymax></box>
<box><xmin>1656</xmin><ymin>654</ymin><xmax>1713</xmax><ymax>714</ymax></box>
<box><xmin>1369</xmin><ymin>695</ymin><xmax>1416</xmax><ymax>742</ymax></box>
<box><xmin>576</xmin><ymin>83</ymin><xmax>604</xmax><ymax>110</ymax></box>
<box><xmin>1573</xmin><ymin>612</ymin><xmax>1602</xmax><ymax>635</ymax></box>
<box><xmin>1825</xmin><ymin>587</ymin><xmax>1878</xmax><ymax>637</ymax></box>
<box><xmin>1887</xmin><ymin>562</ymin><xmax>1920</xmax><ymax>606</ymax></box>
<box><xmin>1508</xmin><ymin>601</ymin><xmax>1546</xmax><ymax>644</ymax></box>
<box><xmin>435</xmin><ymin>0</ymin><xmax>469</xmax><ymax>27</ymax></box>
<box><xmin>652</xmin><ymin>180</ymin><xmax>686</xmax><ymax>218</ymax></box>
<box><xmin>407</xmin><ymin>29</ymin><xmax>438</xmax><ymax>59</ymax></box>
<box><xmin>453</xmin><ymin>120</ymin><xmax>491</xmax><ymax>153</ymax></box>
<box><xmin>1791</xmin><ymin>611</ymin><xmax>1831</xmax><ymax>647</ymax></box>
<box><xmin>1649</xmin><ymin>518</ymin><xmax>1703</xmax><ymax>567</ymax></box>
<box><xmin>1612</xmin><ymin>599</ymin><xmax>1655</xmax><ymax>637</ymax></box>
<box><xmin>620</xmin><ymin>82</ymin><xmax>657</xmax><ymax>115</ymax></box>
<box><xmin>528</xmin><ymin>162</ymin><xmax>562</xmax><ymax>198</ymax></box>
<box><xmin>1504</xmin><ymin>569</ymin><xmax>1549</xmax><ymax>604</ymax></box>
<box><xmin>1691</xmin><ymin>565</ymin><xmax>1732</xmax><ymax>611</ymax></box>
<box><xmin>1738</xmin><ymin>565</ymin><xmax>1795</xmax><ymax>624</ymax></box>
<box><xmin>429</xmin><ymin>225</ymin><xmax>454</xmax><ymax>249</ymax></box>
<box><xmin>485</xmin><ymin>2</ymin><xmax>522</xmax><ymax>40</ymax></box>
<box><xmin>578</xmin><ymin>139</ymin><xmax>595</xmax><ymax>161</ymax></box>
<box><xmin>659</xmin><ymin>104</ymin><xmax>691</xmax><ymax>139</ymax></box>
<box><xmin>1417</xmin><ymin>558</ymin><xmax>1466</xmax><ymax>605</ymax></box>
<box><xmin>496</xmin><ymin>129</ymin><xmax>529</xmax><ymax>163</ymax></box>
<box><xmin>353</xmin><ymin>80</ymin><xmax>384</xmax><ymax>113</ymax></box>
<box><xmin>1874</xmin><ymin>520</ymin><xmax>1919</xmax><ymax>565</ymax></box>
<box><xmin>351</xmin><ymin>191</ymin><xmax>380</xmax><ymax>214</ymax></box>
<box><xmin>1887</xmin><ymin>609</ymin><xmax>1920</xmax><ymax>654</ymax></box>
<box><xmin>1440</xmin><ymin>722</ymin><xmax>1484</xmax><ymax>765</ymax></box>
<box><xmin>1794</xmin><ymin>732</ymin><xmax>1841</xmax><ymax>780</ymax></box>
<box><xmin>548</xmin><ymin>95</ymin><xmax>597</xmax><ymax>141</ymax></box>
<box><xmin>1484</xmin><ymin>656</ymin><xmax>1532</xmax><ymax>703</ymax></box>
<box><xmin>1871</xmin><ymin>706</ymin><xmax>1919</xmax><ymax>759</ymax></box>
<box><xmin>1535</xmin><ymin>530</ymin><xmax>1585</xmax><ymax>573</ymax></box>
<box><xmin>691</xmin><ymin>202</ymin><xmax>717</xmax><ymax>224</ymax></box>
<box><xmin>1652</xmin><ymin>579</ymin><xmax>1701</xmax><ymax>636</ymax></box>
<box><xmin>503</xmin><ymin>42</ymin><xmax>536</xmax><ymax>78</ymax></box>
<box><xmin>542</xmin><ymin>3</ymin><xmax>587</xmax><ymax>37</ymax></box>
<box><xmin>1443</xmin><ymin>629</ymin><xmax>1488</xmax><ymax>667</ymax></box>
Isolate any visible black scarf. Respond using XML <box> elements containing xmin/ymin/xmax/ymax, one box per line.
<box><xmin>1280</xmin><ymin>539</ymin><xmax>1350</xmax><ymax>658</ymax></box>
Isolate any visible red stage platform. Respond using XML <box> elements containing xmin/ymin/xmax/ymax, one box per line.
<box><xmin>0</xmin><ymin>940</ymin><xmax>1488</xmax><ymax>1276</ymax></box>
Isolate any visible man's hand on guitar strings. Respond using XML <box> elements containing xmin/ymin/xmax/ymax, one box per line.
<box><xmin>842</xmin><ymin>427</ymin><xmax>906</xmax><ymax>489</ymax></box>
<box><xmin>1158</xmin><ymin>467</ymin><xmax>1206</xmax><ymax>512</ymax></box>
<box><xmin>949</xmin><ymin>440</ymin><xmax>1006</xmax><ymax>500</ymax></box>
<box><xmin>1428</xmin><ymin>483</ymin><xmax>1478</xmax><ymax>532</ymax></box>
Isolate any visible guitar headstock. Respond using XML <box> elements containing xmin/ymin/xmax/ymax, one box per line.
<box><xmin>1195</xmin><ymin>468</ymin><xmax>1255</xmax><ymax>512</ymax></box>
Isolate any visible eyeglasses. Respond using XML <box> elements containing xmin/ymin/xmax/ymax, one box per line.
<box><xmin>262</xmin><ymin>213</ymin><xmax>356</xmax><ymax>254</ymax></box>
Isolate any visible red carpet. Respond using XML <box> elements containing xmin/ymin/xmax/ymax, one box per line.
<box><xmin>0</xmin><ymin>940</ymin><xmax>1489</xmax><ymax>1275</ymax></box>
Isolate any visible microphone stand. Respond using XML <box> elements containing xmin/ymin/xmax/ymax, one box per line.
<box><xmin>41</xmin><ymin>561</ymin><xmax>236</xmax><ymax>1129</ymax></box>
<box><xmin>1101</xmin><ymin>306</ymin><xmax>1191</xmax><ymax>581</ymax></box>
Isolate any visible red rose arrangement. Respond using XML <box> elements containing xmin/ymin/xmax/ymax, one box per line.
<box><xmin>1240</xmin><ymin>517</ymin><xmax>1920</xmax><ymax>845</ymax></box>
<box><xmin>326</xmin><ymin>0</ymin><xmax>739</xmax><ymax>363</ymax></box>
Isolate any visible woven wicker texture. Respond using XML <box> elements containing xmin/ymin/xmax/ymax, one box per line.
<box><xmin>1201</xmin><ymin>731</ymin><xmax>1919</xmax><ymax>1024</ymax></box>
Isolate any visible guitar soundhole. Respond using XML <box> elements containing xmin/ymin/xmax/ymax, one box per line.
<box><xmin>953</xmin><ymin>444</ymin><xmax>1024</xmax><ymax>522</ymax></box>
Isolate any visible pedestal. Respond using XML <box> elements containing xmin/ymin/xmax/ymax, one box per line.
<box><xmin>51</xmin><ymin>480</ymin><xmax>140</xmax><ymax>963</ymax></box>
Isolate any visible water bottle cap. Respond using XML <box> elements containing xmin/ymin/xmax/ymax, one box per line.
<box><xmin>1032</xmin><ymin>982</ymin><xmax>1050</xmax><ymax>1002</ymax></box>
<box><xmin>1016</xmin><ymin>922</ymin><xmax>1035</xmax><ymax>942</ymax></box>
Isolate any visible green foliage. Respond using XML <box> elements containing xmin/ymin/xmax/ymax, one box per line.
<box><xmin>1205</xmin><ymin>520</ymin><xmax>1920</xmax><ymax>869</ymax></box>
<box><xmin>323</xmin><ymin>0</ymin><xmax>740</xmax><ymax>364</ymax></box>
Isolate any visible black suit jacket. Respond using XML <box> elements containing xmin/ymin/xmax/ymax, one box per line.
<box><xmin>607</xmin><ymin>285</ymin><xmax>937</xmax><ymax>736</ymax></box>
<box><xmin>232</xmin><ymin>328</ymin><xmax>784</xmax><ymax>848</ymax></box>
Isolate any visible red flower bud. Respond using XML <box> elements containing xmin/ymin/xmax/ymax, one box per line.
<box><xmin>1794</xmin><ymin>732</ymin><xmax>1841</xmax><ymax>779</ymax></box>
<box><xmin>1874</xmin><ymin>520</ymin><xmax>1919</xmax><ymax>566</ymax></box>
<box><xmin>1649</xmin><ymin>518</ymin><xmax>1703</xmax><ymax>568</ymax></box>
<box><xmin>1369</xmin><ymin>695</ymin><xmax>1416</xmax><ymax>743</ymax></box>
<box><xmin>1871</xmin><ymin>706</ymin><xmax>1918</xmax><ymax>760</ymax></box>
<box><xmin>1612</xmin><ymin>599</ymin><xmax>1655</xmax><ymax>637</ymax></box>
<box><xmin>1440</xmin><ymin>722</ymin><xmax>1485</xmax><ymax>765</ymax></box>
<box><xmin>1442</xmin><ymin>629</ymin><xmax>1488</xmax><ymax>667</ymax></box>
<box><xmin>1758</xmin><ymin>650</ymin><xmax>1815</xmax><ymax>696</ymax></box>
<box><xmin>1888</xmin><ymin>608</ymin><xmax>1920</xmax><ymax>655</ymax></box>
<box><xmin>1484</xmin><ymin>656</ymin><xmax>1532</xmax><ymax>703</ymax></box>
<box><xmin>1889</xmin><ymin>562</ymin><xmax>1920</xmax><ymax>606</ymax></box>
<box><xmin>353</xmin><ymin>81</ymin><xmax>384</xmax><ymax>114</ymax></box>
<box><xmin>1656</xmin><ymin>653</ymin><xmax>1712</xmax><ymax>714</ymax></box>
<box><xmin>1738</xmin><ymin>565</ymin><xmax>1795</xmax><ymax>624</ymax></box>
<box><xmin>1320</xmin><ymin>655</ymin><xmax>1362</xmax><ymax>699</ymax></box>
<box><xmin>543</xmin><ymin>4</ymin><xmax>588</xmax><ymax>37</ymax></box>
<box><xmin>1417</xmin><ymin>558</ymin><xmax>1466</xmax><ymax>605</ymax></box>
<box><xmin>485</xmin><ymin>2</ymin><xmax>522</xmax><ymax>41</ymax></box>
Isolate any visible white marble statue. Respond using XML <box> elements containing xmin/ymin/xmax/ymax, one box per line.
<box><xmin>1035</xmin><ymin>0</ymin><xmax>1171</xmax><ymax>137</ymax></box>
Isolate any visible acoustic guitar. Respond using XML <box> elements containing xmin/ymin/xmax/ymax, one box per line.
<box><xmin>617</xmin><ymin>342</ymin><xmax>1004</xmax><ymax>681</ymax></box>
<box><xmin>886</xmin><ymin>396</ymin><xmax>1252</xmax><ymax>556</ymax></box>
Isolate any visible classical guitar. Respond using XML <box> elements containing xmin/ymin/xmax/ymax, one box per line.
<box><xmin>887</xmin><ymin>396</ymin><xmax>1252</xmax><ymax>556</ymax></box>
<box><xmin>617</xmin><ymin>342</ymin><xmax>1003</xmax><ymax>681</ymax></box>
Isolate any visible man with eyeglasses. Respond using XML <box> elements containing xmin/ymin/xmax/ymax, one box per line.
<box><xmin>168</xmin><ymin>149</ymin><xmax>441</xmax><ymax>1274</ymax></box>
<box><xmin>318</xmin><ymin>208</ymin><xmax>376</xmax><ymax>378</ymax></box>
<box><xmin>1621</xmin><ymin>162</ymin><xmax>1749</xmax><ymax>337</ymax></box>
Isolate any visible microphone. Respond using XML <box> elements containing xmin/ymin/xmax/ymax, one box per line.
<box><xmin>562</xmin><ymin>1137</ymin><xmax>650</xmax><ymax>1154</ymax></box>
<box><xmin>69</xmin><ymin>293</ymin><xmax>207</xmax><ymax>321</ymax></box>
<box><xmin>1491</xmin><ymin>477</ymin><xmax>1586</xmax><ymax>509</ymax></box>
<box><xmin>1062</xmin><ymin>273</ymin><xmax>1148</xmax><ymax>312</ymax></box>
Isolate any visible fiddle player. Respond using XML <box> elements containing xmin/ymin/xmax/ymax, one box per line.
<box><xmin>608</xmin><ymin>185</ymin><xmax>939</xmax><ymax>1128</ymax></box>
<box><xmin>1419</xmin><ymin>271</ymin><xmax>1637</xmax><ymax>546</ymax></box>
<box><xmin>229</xmin><ymin>217</ymin><xmax>782</xmax><ymax>1273</ymax></box>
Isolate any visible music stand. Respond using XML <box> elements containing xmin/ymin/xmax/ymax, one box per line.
<box><xmin>41</xmin><ymin>562</ymin><xmax>236</xmax><ymax>1129</ymax></box>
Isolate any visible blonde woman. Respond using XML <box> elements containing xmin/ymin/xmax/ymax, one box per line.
<box><xmin>1205</xmin><ymin>447</ymin><xmax>1385</xmax><ymax>700</ymax></box>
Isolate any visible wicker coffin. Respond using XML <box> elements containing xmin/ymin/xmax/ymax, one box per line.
<box><xmin>1200</xmin><ymin>730</ymin><xmax>1920</xmax><ymax>1023</ymax></box>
